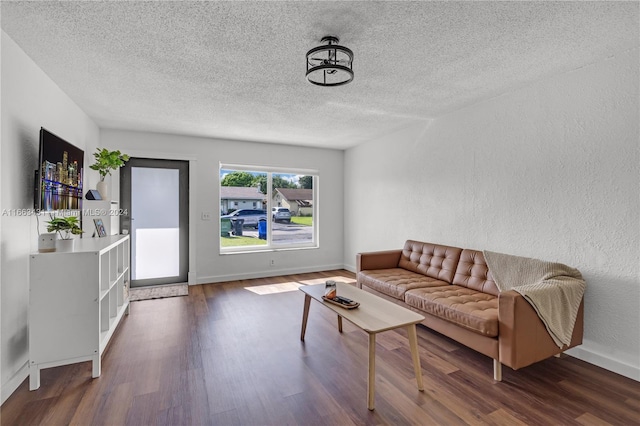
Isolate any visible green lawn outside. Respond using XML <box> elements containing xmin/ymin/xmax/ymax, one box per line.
<box><xmin>291</xmin><ymin>217</ymin><xmax>313</xmax><ymax>226</ymax></box>
<box><xmin>221</xmin><ymin>236</ymin><xmax>267</xmax><ymax>247</ymax></box>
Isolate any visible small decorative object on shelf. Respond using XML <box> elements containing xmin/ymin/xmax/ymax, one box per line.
<box><xmin>46</xmin><ymin>215</ymin><xmax>83</xmax><ymax>252</ymax></box>
<box><xmin>85</xmin><ymin>189</ymin><xmax>102</xmax><ymax>200</ymax></box>
<box><xmin>38</xmin><ymin>233</ymin><xmax>56</xmax><ymax>253</ymax></box>
<box><xmin>89</xmin><ymin>148</ymin><xmax>130</xmax><ymax>199</ymax></box>
<box><xmin>93</xmin><ymin>218</ymin><xmax>107</xmax><ymax>237</ymax></box>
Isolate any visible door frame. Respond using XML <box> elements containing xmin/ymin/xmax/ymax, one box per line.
<box><xmin>113</xmin><ymin>150</ymin><xmax>197</xmax><ymax>286</ymax></box>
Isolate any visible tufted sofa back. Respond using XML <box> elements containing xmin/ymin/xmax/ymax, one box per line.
<box><xmin>452</xmin><ymin>249</ymin><xmax>499</xmax><ymax>296</ymax></box>
<box><xmin>399</xmin><ymin>240</ymin><xmax>462</xmax><ymax>283</ymax></box>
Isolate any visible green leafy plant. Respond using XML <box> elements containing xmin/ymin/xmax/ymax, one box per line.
<box><xmin>89</xmin><ymin>148</ymin><xmax>130</xmax><ymax>181</ymax></box>
<box><xmin>46</xmin><ymin>215</ymin><xmax>84</xmax><ymax>240</ymax></box>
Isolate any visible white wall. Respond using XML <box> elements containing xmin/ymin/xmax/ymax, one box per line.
<box><xmin>0</xmin><ymin>31</ymin><xmax>101</xmax><ymax>402</ymax></box>
<box><xmin>344</xmin><ymin>48</ymin><xmax>639</xmax><ymax>380</ymax></box>
<box><xmin>101</xmin><ymin>129</ymin><xmax>344</xmax><ymax>284</ymax></box>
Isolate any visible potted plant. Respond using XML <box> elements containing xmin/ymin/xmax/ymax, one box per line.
<box><xmin>46</xmin><ymin>215</ymin><xmax>84</xmax><ymax>251</ymax></box>
<box><xmin>89</xmin><ymin>148</ymin><xmax>130</xmax><ymax>198</ymax></box>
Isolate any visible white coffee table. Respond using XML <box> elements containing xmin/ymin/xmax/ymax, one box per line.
<box><xmin>300</xmin><ymin>282</ymin><xmax>425</xmax><ymax>410</ymax></box>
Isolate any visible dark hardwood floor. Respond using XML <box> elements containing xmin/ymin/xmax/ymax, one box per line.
<box><xmin>2</xmin><ymin>270</ymin><xmax>639</xmax><ymax>425</ymax></box>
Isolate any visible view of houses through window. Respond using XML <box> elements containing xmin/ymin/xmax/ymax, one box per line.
<box><xmin>220</xmin><ymin>166</ymin><xmax>316</xmax><ymax>251</ymax></box>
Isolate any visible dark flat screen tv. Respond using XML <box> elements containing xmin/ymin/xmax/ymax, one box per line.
<box><xmin>35</xmin><ymin>128</ymin><xmax>84</xmax><ymax>212</ymax></box>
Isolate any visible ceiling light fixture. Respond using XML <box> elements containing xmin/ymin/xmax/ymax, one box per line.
<box><xmin>306</xmin><ymin>36</ymin><xmax>354</xmax><ymax>87</ymax></box>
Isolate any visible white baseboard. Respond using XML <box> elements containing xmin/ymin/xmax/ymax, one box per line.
<box><xmin>1</xmin><ymin>361</ymin><xmax>29</xmax><ymax>405</ymax></box>
<box><xmin>567</xmin><ymin>346</ymin><xmax>639</xmax><ymax>381</ymax></box>
<box><xmin>197</xmin><ymin>264</ymin><xmax>346</xmax><ymax>284</ymax></box>
<box><xmin>343</xmin><ymin>263</ymin><xmax>356</xmax><ymax>273</ymax></box>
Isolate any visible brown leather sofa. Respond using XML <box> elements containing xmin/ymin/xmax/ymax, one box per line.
<box><xmin>356</xmin><ymin>240</ymin><xmax>584</xmax><ymax>381</ymax></box>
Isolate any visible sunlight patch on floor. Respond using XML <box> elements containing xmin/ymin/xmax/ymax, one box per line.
<box><xmin>297</xmin><ymin>276</ymin><xmax>357</xmax><ymax>286</ymax></box>
<box><xmin>244</xmin><ymin>282</ymin><xmax>304</xmax><ymax>295</ymax></box>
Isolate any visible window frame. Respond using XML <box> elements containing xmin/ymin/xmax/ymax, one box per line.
<box><xmin>220</xmin><ymin>163</ymin><xmax>318</xmax><ymax>253</ymax></box>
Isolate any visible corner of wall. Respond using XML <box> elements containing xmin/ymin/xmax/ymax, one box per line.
<box><xmin>0</xmin><ymin>362</ymin><xmax>28</xmax><ymax>405</ymax></box>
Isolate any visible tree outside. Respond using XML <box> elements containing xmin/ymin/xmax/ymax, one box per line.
<box><xmin>299</xmin><ymin>175</ymin><xmax>313</xmax><ymax>189</ymax></box>
<box><xmin>221</xmin><ymin>170</ymin><xmax>313</xmax><ymax>193</ymax></box>
<box><xmin>220</xmin><ymin>171</ymin><xmax>259</xmax><ymax>187</ymax></box>
<box><xmin>255</xmin><ymin>175</ymin><xmax>298</xmax><ymax>194</ymax></box>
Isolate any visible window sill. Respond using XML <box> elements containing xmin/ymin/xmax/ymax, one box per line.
<box><xmin>220</xmin><ymin>245</ymin><xmax>319</xmax><ymax>255</ymax></box>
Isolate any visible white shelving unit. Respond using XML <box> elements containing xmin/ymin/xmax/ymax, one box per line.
<box><xmin>28</xmin><ymin>234</ymin><xmax>130</xmax><ymax>390</ymax></box>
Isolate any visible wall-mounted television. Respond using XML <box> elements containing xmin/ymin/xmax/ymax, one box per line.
<box><xmin>35</xmin><ymin>128</ymin><xmax>84</xmax><ymax>212</ymax></box>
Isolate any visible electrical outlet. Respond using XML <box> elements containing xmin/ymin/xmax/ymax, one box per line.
<box><xmin>201</xmin><ymin>211</ymin><xmax>212</xmax><ymax>220</ymax></box>
<box><xmin>270</xmin><ymin>259</ymin><xmax>275</xmax><ymax>267</ymax></box>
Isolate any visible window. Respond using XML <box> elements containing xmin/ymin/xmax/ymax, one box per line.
<box><xmin>220</xmin><ymin>164</ymin><xmax>317</xmax><ymax>252</ymax></box>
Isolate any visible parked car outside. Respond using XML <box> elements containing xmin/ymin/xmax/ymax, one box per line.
<box><xmin>272</xmin><ymin>207</ymin><xmax>291</xmax><ymax>223</ymax></box>
<box><xmin>221</xmin><ymin>209</ymin><xmax>267</xmax><ymax>228</ymax></box>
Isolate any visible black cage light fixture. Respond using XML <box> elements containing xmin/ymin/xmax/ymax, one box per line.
<box><xmin>306</xmin><ymin>36</ymin><xmax>354</xmax><ymax>87</ymax></box>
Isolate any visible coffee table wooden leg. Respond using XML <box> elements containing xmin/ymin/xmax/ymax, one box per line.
<box><xmin>368</xmin><ymin>333</ymin><xmax>376</xmax><ymax>410</ymax></box>
<box><xmin>407</xmin><ymin>324</ymin><xmax>424</xmax><ymax>391</ymax></box>
<box><xmin>301</xmin><ymin>294</ymin><xmax>311</xmax><ymax>341</ymax></box>
<box><xmin>337</xmin><ymin>315</ymin><xmax>343</xmax><ymax>333</ymax></box>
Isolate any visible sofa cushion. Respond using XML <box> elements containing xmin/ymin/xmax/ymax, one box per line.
<box><xmin>405</xmin><ymin>286</ymin><xmax>499</xmax><ymax>337</ymax></box>
<box><xmin>359</xmin><ymin>268</ymin><xmax>450</xmax><ymax>300</ymax></box>
<box><xmin>398</xmin><ymin>240</ymin><xmax>463</xmax><ymax>283</ymax></box>
<box><xmin>452</xmin><ymin>249</ymin><xmax>500</xmax><ymax>296</ymax></box>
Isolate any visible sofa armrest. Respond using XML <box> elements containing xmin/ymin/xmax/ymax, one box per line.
<box><xmin>356</xmin><ymin>250</ymin><xmax>402</xmax><ymax>273</ymax></box>
<box><xmin>498</xmin><ymin>290</ymin><xmax>584</xmax><ymax>370</ymax></box>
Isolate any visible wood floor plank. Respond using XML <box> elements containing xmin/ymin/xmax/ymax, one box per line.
<box><xmin>574</xmin><ymin>412</ymin><xmax>615</xmax><ymax>426</ymax></box>
<box><xmin>418</xmin><ymin>397</ymin><xmax>468</xmax><ymax>425</ymax></box>
<box><xmin>485</xmin><ymin>408</ymin><xmax>530</xmax><ymax>426</ymax></box>
<box><xmin>558</xmin><ymin>379</ymin><xmax>640</xmax><ymax>425</ymax></box>
<box><xmin>2</xmin><ymin>270</ymin><xmax>639</xmax><ymax>425</ymax></box>
<box><xmin>97</xmin><ymin>381</ymin><xmax>134</xmax><ymax>425</ymax></box>
<box><xmin>625</xmin><ymin>397</ymin><xmax>640</xmax><ymax>410</ymax></box>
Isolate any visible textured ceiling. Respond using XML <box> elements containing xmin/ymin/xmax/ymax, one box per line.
<box><xmin>1</xmin><ymin>1</ymin><xmax>638</xmax><ymax>149</ymax></box>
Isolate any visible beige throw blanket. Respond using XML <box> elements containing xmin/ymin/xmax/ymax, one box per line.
<box><xmin>483</xmin><ymin>251</ymin><xmax>586</xmax><ymax>348</ymax></box>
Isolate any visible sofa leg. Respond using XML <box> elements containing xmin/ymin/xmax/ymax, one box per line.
<box><xmin>493</xmin><ymin>359</ymin><xmax>502</xmax><ymax>382</ymax></box>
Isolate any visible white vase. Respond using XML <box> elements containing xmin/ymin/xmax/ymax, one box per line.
<box><xmin>96</xmin><ymin>180</ymin><xmax>109</xmax><ymax>200</ymax></box>
<box><xmin>56</xmin><ymin>238</ymin><xmax>75</xmax><ymax>252</ymax></box>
